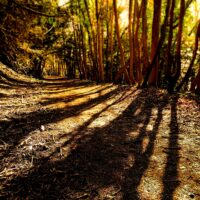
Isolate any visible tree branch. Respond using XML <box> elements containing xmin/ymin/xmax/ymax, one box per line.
<box><xmin>13</xmin><ymin>0</ymin><xmax>67</xmax><ymax>18</ymax></box>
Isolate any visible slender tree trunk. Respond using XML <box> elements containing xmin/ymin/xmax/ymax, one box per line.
<box><xmin>166</xmin><ymin>0</ymin><xmax>175</xmax><ymax>79</ymax></box>
<box><xmin>148</xmin><ymin>0</ymin><xmax>162</xmax><ymax>86</ymax></box>
<box><xmin>128</xmin><ymin>0</ymin><xmax>135</xmax><ymax>83</ymax></box>
<box><xmin>134</xmin><ymin>1</ymin><xmax>143</xmax><ymax>84</ymax></box>
<box><xmin>132</xmin><ymin>0</ymin><xmax>138</xmax><ymax>82</ymax></box>
<box><xmin>191</xmin><ymin>63</ymin><xmax>200</xmax><ymax>93</ymax></box>
<box><xmin>177</xmin><ymin>20</ymin><xmax>200</xmax><ymax>91</ymax></box>
<box><xmin>108</xmin><ymin>2</ymin><xmax>114</xmax><ymax>81</ymax></box>
<box><xmin>83</xmin><ymin>0</ymin><xmax>98</xmax><ymax>79</ymax></box>
<box><xmin>168</xmin><ymin>0</ymin><xmax>185</xmax><ymax>92</ymax></box>
<box><xmin>78</xmin><ymin>0</ymin><xmax>93</xmax><ymax>79</ymax></box>
<box><xmin>141</xmin><ymin>0</ymin><xmax>171</xmax><ymax>88</ymax></box>
<box><xmin>72</xmin><ymin>23</ymin><xmax>82</xmax><ymax>79</ymax></box>
<box><xmin>80</xmin><ymin>25</ymin><xmax>87</xmax><ymax>79</ymax></box>
<box><xmin>175</xmin><ymin>0</ymin><xmax>185</xmax><ymax>80</ymax></box>
<box><xmin>105</xmin><ymin>0</ymin><xmax>109</xmax><ymax>81</ymax></box>
<box><xmin>113</xmin><ymin>0</ymin><xmax>132</xmax><ymax>84</ymax></box>
<box><xmin>76</xmin><ymin>27</ymin><xmax>84</xmax><ymax>79</ymax></box>
<box><xmin>141</xmin><ymin>0</ymin><xmax>149</xmax><ymax>79</ymax></box>
<box><xmin>105</xmin><ymin>0</ymin><xmax>114</xmax><ymax>82</ymax></box>
<box><xmin>95</xmin><ymin>0</ymin><xmax>104</xmax><ymax>82</ymax></box>
<box><xmin>33</xmin><ymin>56</ymin><xmax>43</xmax><ymax>79</ymax></box>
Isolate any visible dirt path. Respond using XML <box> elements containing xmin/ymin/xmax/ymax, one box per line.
<box><xmin>0</xmin><ymin>79</ymin><xmax>199</xmax><ymax>200</ymax></box>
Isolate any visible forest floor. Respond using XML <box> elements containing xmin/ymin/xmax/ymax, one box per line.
<box><xmin>0</xmin><ymin>74</ymin><xmax>200</xmax><ymax>199</ymax></box>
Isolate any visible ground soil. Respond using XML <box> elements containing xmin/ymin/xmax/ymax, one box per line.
<box><xmin>0</xmin><ymin>77</ymin><xmax>199</xmax><ymax>200</ymax></box>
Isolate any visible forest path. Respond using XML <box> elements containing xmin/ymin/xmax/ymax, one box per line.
<box><xmin>0</xmin><ymin>79</ymin><xmax>199</xmax><ymax>200</ymax></box>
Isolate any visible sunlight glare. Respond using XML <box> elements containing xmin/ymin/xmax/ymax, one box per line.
<box><xmin>58</xmin><ymin>0</ymin><xmax>69</xmax><ymax>7</ymax></box>
<box><xmin>190</xmin><ymin>0</ymin><xmax>200</xmax><ymax>20</ymax></box>
<box><xmin>118</xmin><ymin>0</ymin><xmax>129</xmax><ymax>27</ymax></box>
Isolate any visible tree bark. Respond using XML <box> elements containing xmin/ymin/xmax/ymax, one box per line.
<box><xmin>83</xmin><ymin>0</ymin><xmax>98</xmax><ymax>79</ymax></box>
<box><xmin>177</xmin><ymin>20</ymin><xmax>200</xmax><ymax>91</ymax></box>
<box><xmin>134</xmin><ymin>1</ymin><xmax>143</xmax><ymax>84</ymax></box>
<box><xmin>148</xmin><ymin>0</ymin><xmax>162</xmax><ymax>86</ymax></box>
<box><xmin>166</xmin><ymin>0</ymin><xmax>175</xmax><ymax>79</ymax></box>
<box><xmin>191</xmin><ymin>63</ymin><xmax>200</xmax><ymax>93</ymax></box>
<box><xmin>141</xmin><ymin>0</ymin><xmax>171</xmax><ymax>88</ymax></box>
<box><xmin>141</xmin><ymin>0</ymin><xmax>149</xmax><ymax>79</ymax></box>
<box><xmin>95</xmin><ymin>0</ymin><xmax>104</xmax><ymax>82</ymax></box>
<box><xmin>168</xmin><ymin>0</ymin><xmax>185</xmax><ymax>92</ymax></box>
<box><xmin>128</xmin><ymin>0</ymin><xmax>135</xmax><ymax>83</ymax></box>
<box><xmin>113</xmin><ymin>0</ymin><xmax>132</xmax><ymax>84</ymax></box>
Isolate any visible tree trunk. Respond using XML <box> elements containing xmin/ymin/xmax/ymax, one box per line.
<box><xmin>80</xmin><ymin>25</ymin><xmax>87</xmax><ymax>79</ymax></box>
<box><xmin>168</xmin><ymin>0</ymin><xmax>185</xmax><ymax>92</ymax></box>
<box><xmin>128</xmin><ymin>0</ymin><xmax>135</xmax><ymax>83</ymax></box>
<box><xmin>141</xmin><ymin>0</ymin><xmax>149</xmax><ymax>79</ymax></box>
<box><xmin>191</xmin><ymin>63</ymin><xmax>200</xmax><ymax>94</ymax></box>
<box><xmin>177</xmin><ymin>20</ymin><xmax>200</xmax><ymax>91</ymax></box>
<box><xmin>141</xmin><ymin>0</ymin><xmax>171</xmax><ymax>88</ymax></box>
<box><xmin>108</xmin><ymin>2</ymin><xmax>114</xmax><ymax>82</ymax></box>
<box><xmin>113</xmin><ymin>0</ymin><xmax>132</xmax><ymax>84</ymax></box>
<box><xmin>166</xmin><ymin>0</ymin><xmax>175</xmax><ymax>80</ymax></box>
<box><xmin>33</xmin><ymin>56</ymin><xmax>43</xmax><ymax>79</ymax></box>
<box><xmin>148</xmin><ymin>0</ymin><xmax>162</xmax><ymax>86</ymax></box>
<box><xmin>95</xmin><ymin>0</ymin><xmax>104</xmax><ymax>82</ymax></box>
<box><xmin>83</xmin><ymin>0</ymin><xmax>98</xmax><ymax>80</ymax></box>
<box><xmin>134</xmin><ymin>1</ymin><xmax>143</xmax><ymax>84</ymax></box>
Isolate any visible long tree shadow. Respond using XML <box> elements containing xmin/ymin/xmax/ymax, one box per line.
<box><xmin>0</xmin><ymin>84</ymin><xmax>113</xmax><ymax>106</ymax></box>
<box><xmin>40</xmin><ymin>84</ymin><xmax>115</xmax><ymax>107</ymax></box>
<box><xmin>162</xmin><ymin>95</ymin><xmax>180</xmax><ymax>200</ymax></box>
<box><xmin>54</xmin><ymin>87</ymin><xmax>137</xmax><ymax>152</ymax></box>
<box><xmin>121</xmin><ymin>91</ymin><xmax>169</xmax><ymax>199</ymax></box>
<box><xmin>41</xmin><ymin>79</ymin><xmax>94</xmax><ymax>88</ymax></box>
<box><xmin>1</xmin><ymin>88</ymin><xmax>172</xmax><ymax>199</ymax></box>
<box><xmin>0</xmin><ymin>93</ymin><xmax>7</xmax><ymax>98</ymax></box>
<box><xmin>0</xmin><ymin>85</ymin><xmax>122</xmax><ymax>162</ymax></box>
<box><xmin>0</xmin><ymin>70</ymin><xmax>44</xmax><ymax>88</ymax></box>
<box><xmin>0</xmin><ymin>83</ymin><xmax>99</xmax><ymax>99</ymax></box>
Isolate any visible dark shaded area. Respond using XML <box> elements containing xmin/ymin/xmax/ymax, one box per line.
<box><xmin>40</xmin><ymin>84</ymin><xmax>114</xmax><ymax>107</ymax></box>
<box><xmin>0</xmin><ymin>70</ymin><xmax>35</xmax><ymax>86</ymax></box>
<box><xmin>0</xmin><ymin>83</ymin><xmax>111</xmax><ymax>101</ymax></box>
<box><xmin>0</xmin><ymin>79</ymin><xmax>97</xmax><ymax>100</ymax></box>
<box><xmin>0</xmin><ymin>81</ymin><xmax>182</xmax><ymax>200</ymax></box>
<box><xmin>186</xmin><ymin>93</ymin><xmax>200</xmax><ymax>106</ymax></box>
<box><xmin>40</xmin><ymin>79</ymin><xmax>95</xmax><ymax>87</ymax></box>
<box><xmin>0</xmin><ymin>93</ymin><xmax>7</xmax><ymax>98</ymax></box>
<box><xmin>4</xmin><ymin>77</ymin><xmax>197</xmax><ymax>200</ymax></box>
<box><xmin>162</xmin><ymin>95</ymin><xmax>180</xmax><ymax>200</ymax></box>
<box><xmin>43</xmin><ymin>77</ymin><xmax>69</xmax><ymax>81</ymax></box>
<box><xmin>121</xmin><ymin>93</ymin><xmax>169</xmax><ymax>200</ymax></box>
<box><xmin>0</xmin><ymin>84</ymin><xmax>121</xmax><ymax>162</ymax></box>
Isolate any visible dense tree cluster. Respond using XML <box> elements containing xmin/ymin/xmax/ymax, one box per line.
<box><xmin>0</xmin><ymin>0</ymin><xmax>199</xmax><ymax>92</ymax></box>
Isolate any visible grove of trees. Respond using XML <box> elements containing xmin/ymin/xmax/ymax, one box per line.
<box><xmin>0</xmin><ymin>0</ymin><xmax>199</xmax><ymax>92</ymax></box>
